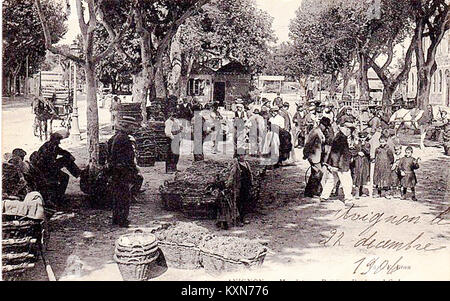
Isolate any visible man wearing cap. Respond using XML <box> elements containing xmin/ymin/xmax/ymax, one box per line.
<box><xmin>303</xmin><ymin>118</ymin><xmax>326</xmax><ymax>197</ymax></box>
<box><xmin>293</xmin><ymin>105</ymin><xmax>307</xmax><ymax>148</ymax></box>
<box><xmin>320</xmin><ymin>119</ymin><xmax>355</xmax><ymax>202</ymax></box>
<box><xmin>246</xmin><ymin>109</ymin><xmax>266</xmax><ymax>156</ymax></box>
<box><xmin>165</xmin><ymin>112</ymin><xmax>183</xmax><ymax>172</ymax></box>
<box><xmin>108</xmin><ymin>117</ymin><xmax>142</xmax><ymax>227</ymax></box>
<box><xmin>273</xmin><ymin>93</ymin><xmax>283</xmax><ymax>108</ymax></box>
<box><xmin>269</xmin><ymin>106</ymin><xmax>292</xmax><ymax>166</ymax></box>
<box><xmin>322</xmin><ymin>101</ymin><xmax>335</xmax><ymax>124</ymax></box>
<box><xmin>305</xmin><ymin>105</ymin><xmax>318</xmax><ymax>133</ymax></box>
<box><xmin>279</xmin><ymin>102</ymin><xmax>292</xmax><ymax>132</ymax></box>
<box><xmin>33</xmin><ymin>129</ymin><xmax>81</xmax><ymax>203</ymax></box>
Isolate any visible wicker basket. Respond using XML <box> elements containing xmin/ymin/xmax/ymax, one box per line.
<box><xmin>181</xmin><ymin>193</ymin><xmax>218</xmax><ymax>220</ymax></box>
<box><xmin>158</xmin><ymin>241</ymin><xmax>202</xmax><ymax>270</ymax></box>
<box><xmin>2</xmin><ymin>220</ymin><xmax>42</xmax><ymax>240</ymax></box>
<box><xmin>136</xmin><ymin>156</ymin><xmax>156</xmax><ymax>167</ymax></box>
<box><xmin>114</xmin><ymin>252</ymin><xmax>159</xmax><ymax>281</ymax></box>
<box><xmin>160</xmin><ymin>192</ymin><xmax>182</xmax><ymax>211</ymax></box>
<box><xmin>200</xmin><ymin>249</ymin><xmax>267</xmax><ymax>276</ymax></box>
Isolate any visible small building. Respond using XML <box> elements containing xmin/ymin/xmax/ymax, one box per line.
<box><xmin>185</xmin><ymin>61</ymin><xmax>251</xmax><ymax>109</ymax></box>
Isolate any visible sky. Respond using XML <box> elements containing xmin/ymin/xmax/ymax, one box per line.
<box><xmin>59</xmin><ymin>0</ymin><xmax>303</xmax><ymax>45</ymax></box>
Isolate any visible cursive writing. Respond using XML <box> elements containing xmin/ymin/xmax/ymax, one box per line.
<box><xmin>353</xmin><ymin>256</ymin><xmax>410</xmax><ymax>275</ymax></box>
<box><xmin>354</xmin><ymin>231</ymin><xmax>446</xmax><ymax>252</ymax></box>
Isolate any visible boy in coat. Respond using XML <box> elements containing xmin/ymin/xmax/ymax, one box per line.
<box><xmin>397</xmin><ymin>146</ymin><xmax>420</xmax><ymax>201</ymax></box>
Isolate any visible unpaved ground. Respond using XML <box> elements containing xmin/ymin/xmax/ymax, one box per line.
<box><xmin>2</xmin><ymin>97</ymin><xmax>449</xmax><ymax>281</ymax></box>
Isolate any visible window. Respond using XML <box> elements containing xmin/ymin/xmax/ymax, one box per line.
<box><xmin>440</xmin><ymin>70</ymin><xmax>443</xmax><ymax>93</ymax></box>
<box><xmin>187</xmin><ymin>79</ymin><xmax>207</xmax><ymax>96</ymax></box>
<box><xmin>432</xmin><ymin>73</ymin><xmax>435</xmax><ymax>92</ymax></box>
<box><xmin>411</xmin><ymin>73</ymin><xmax>415</xmax><ymax>92</ymax></box>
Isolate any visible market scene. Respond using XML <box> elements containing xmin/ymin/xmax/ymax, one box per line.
<box><xmin>1</xmin><ymin>0</ymin><xmax>450</xmax><ymax>282</ymax></box>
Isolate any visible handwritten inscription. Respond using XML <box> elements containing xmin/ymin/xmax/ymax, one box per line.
<box><xmin>353</xmin><ymin>256</ymin><xmax>410</xmax><ymax>275</ymax></box>
<box><xmin>318</xmin><ymin>206</ymin><xmax>449</xmax><ymax>277</ymax></box>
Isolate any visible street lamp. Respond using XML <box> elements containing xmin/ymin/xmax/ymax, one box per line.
<box><xmin>70</xmin><ymin>42</ymin><xmax>81</xmax><ymax>142</ymax></box>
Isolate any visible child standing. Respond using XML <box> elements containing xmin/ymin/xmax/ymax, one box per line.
<box><xmin>351</xmin><ymin>131</ymin><xmax>371</xmax><ymax>198</ymax></box>
<box><xmin>373</xmin><ymin>135</ymin><xmax>394</xmax><ymax>198</ymax></box>
<box><xmin>390</xmin><ymin>145</ymin><xmax>403</xmax><ymax>198</ymax></box>
<box><xmin>397</xmin><ymin>146</ymin><xmax>420</xmax><ymax>201</ymax></box>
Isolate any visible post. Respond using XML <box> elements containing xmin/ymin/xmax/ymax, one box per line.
<box><xmin>71</xmin><ymin>61</ymin><xmax>81</xmax><ymax>141</ymax></box>
<box><xmin>25</xmin><ymin>55</ymin><xmax>29</xmax><ymax>97</ymax></box>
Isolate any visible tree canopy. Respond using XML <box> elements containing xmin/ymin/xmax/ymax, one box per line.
<box><xmin>2</xmin><ymin>0</ymin><xmax>67</xmax><ymax>81</ymax></box>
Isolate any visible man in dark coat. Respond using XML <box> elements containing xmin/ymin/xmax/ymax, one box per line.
<box><xmin>320</xmin><ymin>119</ymin><xmax>355</xmax><ymax>202</ymax></box>
<box><xmin>293</xmin><ymin>105</ymin><xmax>306</xmax><ymax>147</ymax></box>
<box><xmin>303</xmin><ymin>119</ymin><xmax>326</xmax><ymax>197</ymax></box>
<box><xmin>32</xmin><ymin>130</ymin><xmax>81</xmax><ymax>203</ymax></box>
<box><xmin>108</xmin><ymin>117</ymin><xmax>141</xmax><ymax>227</ymax></box>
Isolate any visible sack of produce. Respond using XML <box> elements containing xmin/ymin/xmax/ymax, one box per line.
<box><xmin>199</xmin><ymin>236</ymin><xmax>267</xmax><ymax>276</ymax></box>
<box><xmin>153</xmin><ymin>222</ymin><xmax>210</xmax><ymax>269</ymax></box>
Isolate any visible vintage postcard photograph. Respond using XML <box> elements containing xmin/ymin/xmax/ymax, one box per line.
<box><xmin>1</xmin><ymin>0</ymin><xmax>449</xmax><ymax>285</ymax></box>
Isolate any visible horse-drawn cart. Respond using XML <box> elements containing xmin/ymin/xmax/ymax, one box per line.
<box><xmin>33</xmin><ymin>85</ymin><xmax>73</xmax><ymax>140</ymax></box>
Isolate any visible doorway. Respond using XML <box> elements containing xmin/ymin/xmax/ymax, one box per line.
<box><xmin>213</xmin><ymin>82</ymin><xmax>225</xmax><ymax>107</ymax></box>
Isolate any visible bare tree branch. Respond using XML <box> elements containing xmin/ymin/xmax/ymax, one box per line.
<box><xmin>154</xmin><ymin>0</ymin><xmax>211</xmax><ymax>64</ymax></box>
<box><xmin>34</xmin><ymin>0</ymin><xmax>85</xmax><ymax>65</ymax></box>
<box><xmin>75</xmin><ymin>0</ymin><xmax>88</xmax><ymax>37</ymax></box>
<box><xmin>94</xmin><ymin>6</ymin><xmax>134</xmax><ymax>64</ymax></box>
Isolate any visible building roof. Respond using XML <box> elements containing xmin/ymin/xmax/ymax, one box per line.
<box><xmin>216</xmin><ymin>61</ymin><xmax>249</xmax><ymax>74</ymax></box>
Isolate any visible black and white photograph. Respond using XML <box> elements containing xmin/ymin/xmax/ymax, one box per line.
<box><xmin>1</xmin><ymin>0</ymin><xmax>449</xmax><ymax>283</ymax></box>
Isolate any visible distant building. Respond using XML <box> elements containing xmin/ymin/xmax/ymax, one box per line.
<box><xmin>185</xmin><ymin>61</ymin><xmax>251</xmax><ymax>109</ymax></box>
<box><xmin>407</xmin><ymin>31</ymin><xmax>450</xmax><ymax>108</ymax></box>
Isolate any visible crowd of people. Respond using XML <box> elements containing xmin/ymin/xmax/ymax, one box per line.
<box><xmin>160</xmin><ymin>94</ymin><xmax>438</xmax><ymax>206</ymax></box>
<box><xmin>4</xmin><ymin>93</ymin><xmax>450</xmax><ymax>229</ymax></box>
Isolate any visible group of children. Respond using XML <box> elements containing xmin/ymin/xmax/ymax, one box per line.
<box><xmin>349</xmin><ymin>131</ymin><xmax>420</xmax><ymax>201</ymax></box>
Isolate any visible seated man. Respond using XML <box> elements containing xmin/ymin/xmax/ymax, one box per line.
<box><xmin>32</xmin><ymin>130</ymin><xmax>81</xmax><ymax>203</ymax></box>
<box><xmin>2</xmin><ymin>153</ymin><xmax>31</xmax><ymax>199</ymax></box>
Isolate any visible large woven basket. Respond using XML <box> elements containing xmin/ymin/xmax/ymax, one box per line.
<box><xmin>114</xmin><ymin>252</ymin><xmax>160</xmax><ymax>281</ymax></box>
<box><xmin>181</xmin><ymin>192</ymin><xmax>218</xmax><ymax>220</ymax></box>
<box><xmin>200</xmin><ymin>249</ymin><xmax>267</xmax><ymax>276</ymax></box>
<box><xmin>114</xmin><ymin>231</ymin><xmax>161</xmax><ymax>281</ymax></box>
<box><xmin>158</xmin><ymin>241</ymin><xmax>202</xmax><ymax>270</ymax></box>
<box><xmin>2</xmin><ymin>220</ymin><xmax>42</xmax><ymax>240</ymax></box>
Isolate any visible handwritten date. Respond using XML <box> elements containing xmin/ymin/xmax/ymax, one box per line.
<box><xmin>353</xmin><ymin>256</ymin><xmax>410</xmax><ymax>275</ymax></box>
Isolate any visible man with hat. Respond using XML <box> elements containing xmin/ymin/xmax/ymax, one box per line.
<box><xmin>246</xmin><ymin>108</ymin><xmax>266</xmax><ymax>156</ymax></box>
<box><xmin>273</xmin><ymin>93</ymin><xmax>283</xmax><ymax>108</ymax></box>
<box><xmin>320</xmin><ymin>118</ymin><xmax>355</xmax><ymax>202</ymax></box>
<box><xmin>279</xmin><ymin>102</ymin><xmax>292</xmax><ymax>132</ymax></box>
<box><xmin>108</xmin><ymin>116</ymin><xmax>142</xmax><ymax>227</ymax></box>
<box><xmin>269</xmin><ymin>106</ymin><xmax>292</xmax><ymax>166</ymax></box>
<box><xmin>303</xmin><ymin>117</ymin><xmax>326</xmax><ymax>197</ymax></box>
<box><xmin>32</xmin><ymin>129</ymin><xmax>81</xmax><ymax>203</ymax></box>
<box><xmin>322</xmin><ymin>101</ymin><xmax>335</xmax><ymax>124</ymax></box>
<box><xmin>165</xmin><ymin>111</ymin><xmax>183</xmax><ymax>173</ymax></box>
<box><xmin>305</xmin><ymin>104</ymin><xmax>318</xmax><ymax>133</ymax></box>
<box><xmin>293</xmin><ymin>104</ymin><xmax>307</xmax><ymax>148</ymax></box>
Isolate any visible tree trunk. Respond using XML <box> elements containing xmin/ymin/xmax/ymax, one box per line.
<box><xmin>85</xmin><ymin>61</ymin><xmax>100</xmax><ymax>170</ymax></box>
<box><xmin>382</xmin><ymin>85</ymin><xmax>396</xmax><ymax>116</ymax></box>
<box><xmin>155</xmin><ymin>63</ymin><xmax>167</xmax><ymax>99</ymax></box>
<box><xmin>132</xmin><ymin>68</ymin><xmax>152</xmax><ymax>123</ymax></box>
<box><xmin>357</xmin><ymin>52</ymin><xmax>370</xmax><ymax>101</ymax></box>
<box><xmin>168</xmin><ymin>30</ymin><xmax>182</xmax><ymax>97</ymax></box>
<box><xmin>416</xmin><ymin>66</ymin><xmax>432</xmax><ymax>110</ymax></box>
<box><xmin>329</xmin><ymin>71</ymin><xmax>339</xmax><ymax>97</ymax></box>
